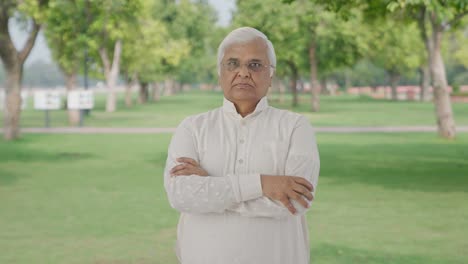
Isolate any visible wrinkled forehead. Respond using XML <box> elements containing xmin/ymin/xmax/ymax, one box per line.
<box><xmin>222</xmin><ymin>38</ymin><xmax>270</xmax><ymax>63</ymax></box>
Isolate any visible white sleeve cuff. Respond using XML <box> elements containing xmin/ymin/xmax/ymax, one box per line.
<box><xmin>238</xmin><ymin>173</ymin><xmax>263</xmax><ymax>201</ymax></box>
<box><xmin>227</xmin><ymin>173</ymin><xmax>263</xmax><ymax>202</ymax></box>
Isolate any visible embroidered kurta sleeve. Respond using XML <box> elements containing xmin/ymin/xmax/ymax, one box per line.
<box><xmin>164</xmin><ymin>118</ymin><xmax>264</xmax><ymax>214</ymax></box>
<box><xmin>227</xmin><ymin>116</ymin><xmax>320</xmax><ymax>219</ymax></box>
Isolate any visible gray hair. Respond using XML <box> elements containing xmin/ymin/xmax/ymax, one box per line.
<box><xmin>217</xmin><ymin>27</ymin><xmax>276</xmax><ymax>76</ymax></box>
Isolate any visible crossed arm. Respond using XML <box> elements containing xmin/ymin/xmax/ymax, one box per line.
<box><xmin>163</xmin><ymin>117</ymin><xmax>320</xmax><ymax>218</ymax></box>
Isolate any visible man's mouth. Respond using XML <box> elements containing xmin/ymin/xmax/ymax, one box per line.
<box><xmin>234</xmin><ymin>83</ymin><xmax>253</xmax><ymax>89</ymax></box>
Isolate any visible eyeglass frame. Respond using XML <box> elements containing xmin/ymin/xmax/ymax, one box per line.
<box><xmin>221</xmin><ymin>59</ymin><xmax>275</xmax><ymax>73</ymax></box>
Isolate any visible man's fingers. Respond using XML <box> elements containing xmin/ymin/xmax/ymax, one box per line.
<box><xmin>171</xmin><ymin>163</ymin><xmax>195</xmax><ymax>175</ymax></box>
<box><xmin>289</xmin><ymin>192</ymin><xmax>309</xmax><ymax>209</ymax></box>
<box><xmin>172</xmin><ymin>169</ymin><xmax>190</xmax><ymax>176</ymax></box>
<box><xmin>172</xmin><ymin>168</ymin><xmax>197</xmax><ymax>176</ymax></box>
<box><xmin>170</xmin><ymin>164</ymin><xmax>186</xmax><ymax>174</ymax></box>
<box><xmin>177</xmin><ymin>157</ymin><xmax>198</xmax><ymax>166</ymax></box>
<box><xmin>280</xmin><ymin>198</ymin><xmax>296</xmax><ymax>215</ymax></box>
<box><xmin>171</xmin><ymin>163</ymin><xmax>195</xmax><ymax>173</ymax></box>
<box><xmin>294</xmin><ymin>177</ymin><xmax>314</xmax><ymax>192</ymax></box>
<box><xmin>293</xmin><ymin>185</ymin><xmax>313</xmax><ymax>201</ymax></box>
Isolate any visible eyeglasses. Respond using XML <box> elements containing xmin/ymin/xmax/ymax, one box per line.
<box><xmin>222</xmin><ymin>60</ymin><xmax>275</xmax><ymax>73</ymax></box>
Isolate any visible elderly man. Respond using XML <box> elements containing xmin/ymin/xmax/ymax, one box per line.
<box><xmin>164</xmin><ymin>27</ymin><xmax>320</xmax><ymax>264</ymax></box>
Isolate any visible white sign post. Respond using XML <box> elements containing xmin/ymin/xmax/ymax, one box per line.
<box><xmin>67</xmin><ymin>90</ymin><xmax>94</xmax><ymax>126</ymax></box>
<box><xmin>67</xmin><ymin>90</ymin><xmax>94</xmax><ymax>109</ymax></box>
<box><xmin>34</xmin><ymin>90</ymin><xmax>62</xmax><ymax>127</ymax></box>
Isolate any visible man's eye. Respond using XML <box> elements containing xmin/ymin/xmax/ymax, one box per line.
<box><xmin>249</xmin><ymin>63</ymin><xmax>262</xmax><ymax>69</ymax></box>
<box><xmin>227</xmin><ymin>61</ymin><xmax>239</xmax><ymax>67</ymax></box>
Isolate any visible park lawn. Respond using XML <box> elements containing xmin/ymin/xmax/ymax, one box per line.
<box><xmin>1</xmin><ymin>133</ymin><xmax>467</xmax><ymax>264</ymax></box>
<box><xmin>7</xmin><ymin>90</ymin><xmax>468</xmax><ymax>128</ymax></box>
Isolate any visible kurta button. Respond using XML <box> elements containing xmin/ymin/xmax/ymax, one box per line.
<box><xmin>238</xmin><ymin>159</ymin><xmax>244</xmax><ymax>164</ymax></box>
<box><xmin>240</xmin><ymin>139</ymin><xmax>245</xmax><ymax>144</ymax></box>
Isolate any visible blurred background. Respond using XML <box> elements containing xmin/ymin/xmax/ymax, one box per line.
<box><xmin>1</xmin><ymin>0</ymin><xmax>467</xmax><ymax>263</ymax></box>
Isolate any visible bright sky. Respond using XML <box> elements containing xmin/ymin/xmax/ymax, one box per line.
<box><xmin>10</xmin><ymin>0</ymin><xmax>235</xmax><ymax>65</ymax></box>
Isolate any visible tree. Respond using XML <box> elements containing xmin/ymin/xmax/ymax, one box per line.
<box><xmin>120</xmin><ymin>0</ymin><xmax>190</xmax><ymax>105</ymax></box>
<box><xmin>386</xmin><ymin>0</ymin><xmax>468</xmax><ymax>138</ymax></box>
<box><xmin>0</xmin><ymin>0</ymin><xmax>49</xmax><ymax>140</ymax></box>
<box><xmin>235</xmin><ymin>0</ymin><xmax>367</xmax><ymax>110</ymax></box>
<box><xmin>147</xmin><ymin>0</ymin><xmax>218</xmax><ymax>95</ymax></box>
<box><xmin>85</xmin><ymin>0</ymin><xmax>141</xmax><ymax>112</ymax></box>
<box><xmin>44</xmin><ymin>0</ymin><xmax>87</xmax><ymax>125</ymax></box>
<box><xmin>234</xmin><ymin>0</ymin><xmax>308</xmax><ymax>107</ymax></box>
<box><xmin>286</xmin><ymin>0</ymin><xmax>467</xmax><ymax>138</ymax></box>
<box><xmin>367</xmin><ymin>19</ymin><xmax>422</xmax><ymax>100</ymax></box>
<box><xmin>168</xmin><ymin>0</ymin><xmax>219</xmax><ymax>86</ymax></box>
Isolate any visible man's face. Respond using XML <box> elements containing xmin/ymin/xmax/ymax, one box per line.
<box><xmin>219</xmin><ymin>38</ymin><xmax>272</xmax><ymax>105</ymax></box>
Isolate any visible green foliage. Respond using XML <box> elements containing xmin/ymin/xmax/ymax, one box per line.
<box><xmin>234</xmin><ymin>0</ymin><xmax>368</xmax><ymax>79</ymax></box>
<box><xmin>450</xmin><ymin>23</ymin><xmax>468</xmax><ymax>68</ymax></box>
<box><xmin>366</xmin><ymin>19</ymin><xmax>423</xmax><ymax>77</ymax></box>
<box><xmin>157</xmin><ymin>0</ymin><xmax>220</xmax><ymax>84</ymax></box>
<box><xmin>120</xmin><ymin>0</ymin><xmax>190</xmax><ymax>83</ymax></box>
<box><xmin>313</xmin><ymin>8</ymin><xmax>369</xmax><ymax>76</ymax></box>
<box><xmin>234</xmin><ymin>0</ymin><xmax>307</xmax><ymax>77</ymax></box>
<box><xmin>387</xmin><ymin>0</ymin><xmax>468</xmax><ymax>23</ymax></box>
<box><xmin>17</xmin><ymin>0</ymin><xmax>50</xmax><ymax>23</ymax></box>
<box><xmin>44</xmin><ymin>0</ymin><xmax>87</xmax><ymax>75</ymax></box>
<box><xmin>43</xmin><ymin>0</ymin><xmax>145</xmax><ymax>81</ymax></box>
<box><xmin>347</xmin><ymin>59</ymin><xmax>388</xmax><ymax>87</ymax></box>
<box><xmin>85</xmin><ymin>0</ymin><xmax>142</xmax><ymax>72</ymax></box>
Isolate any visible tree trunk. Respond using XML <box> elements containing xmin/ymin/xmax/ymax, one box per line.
<box><xmin>3</xmin><ymin>65</ymin><xmax>22</xmax><ymax>140</ymax></box>
<box><xmin>174</xmin><ymin>81</ymin><xmax>181</xmax><ymax>93</ymax></box>
<box><xmin>164</xmin><ymin>78</ymin><xmax>174</xmax><ymax>96</ymax></box>
<box><xmin>417</xmin><ymin>7</ymin><xmax>433</xmax><ymax>103</ymax></box>
<box><xmin>279</xmin><ymin>79</ymin><xmax>285</xmax><ymax>104</ymax></box>
<box><xmin>139</xmin><ymin>82</ymin><xmax>149</xmax><ymax>104</ymax></box>
<box><xmin>290</xmin><ymin>77</ymin><xmax>298</xmax><ymax>107</ymax></box>
<box><xmin>389</xmin><ymin>71</ymin><xmax>400</xmax><ymax>101</ymax></box>
<box><xmin>430</xmin><ymin>26</ymin><xmax>456</xmax><ymax>139</ymax></box>
<box><xmin>419</xmin><ymin>64</ymin><xmax>430</xmax><ymax>101</ymax></box>
<box><xmin>344</xmin><ymin>69</ymin><xmax>351</xmax><ymax>92</ymax></box>
<box><xmin>288</xmin><ymin>62</ymin><xmax>298</xmax><ymax>107</ymax></box>
<box><xmin>64</xmin><ymin>72</ymin><xmax>80</xmax><ymax>126</ymax></box>
<box><xmin>417</xmin><ymin>8</ymin><xmax>455</xmax><ymax>138</ymax></box>
<box><xmin>309</xmin><ymin>41</ymin><xmax>320</xmax><ymax>112</ymax></box>
<box><xmin>152</xmin><ymin>82</ymin><xmax>160</xmax><ymax>102</ymax></box>
<box><xmin>124</xmin><ymin>82</ymin><xmax>133</xmax><ymax>108</ymax></box>
<box><xmin>320</xmin><ymin>78</ymin><xmax>327</xmax><ymax>95</ymax></box>
<box><xmin>0</xmin><ymin>15</ymin><xmax>40</xmax><ymax>140</ymax></box>
<box><xmin>124</xmin><ymin>73</ymin><xmax>136</xmax><ymax>108</ymax></box>
<box><xmin>270</xmin><ymin>76</ymin><xmax>280</xmax><ymax>102</ymax></box>
<box><xmin>99</xmin><ymin>39</ymin><xmax>122</xmax><ymax>113</ymax></box>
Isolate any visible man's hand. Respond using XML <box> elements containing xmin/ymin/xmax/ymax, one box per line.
<box><xmin>170</xmin><ymin>157</ymin><xmax>209</xmax><ymax>177</ymax></box>
<box><xmin>260</xmin><ymin>175</ymin><xmax>314</xmax><ymax>215</ymax></box>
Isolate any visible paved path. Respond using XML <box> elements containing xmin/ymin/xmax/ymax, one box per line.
<box><xmin>8</xmin><ymin>126</ymin><xmax>468</xmax><ymax>134</ymax></box>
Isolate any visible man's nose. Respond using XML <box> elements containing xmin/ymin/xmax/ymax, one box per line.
<box><xmin>237</xmin><ymin>64</ymin><xmax>250</xmax><ymax>78</ymax></box>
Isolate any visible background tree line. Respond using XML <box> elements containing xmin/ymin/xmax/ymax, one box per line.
<box><xmin>1</xmin><ymin>0</ymin><xmax>467</xmax><ymax>140</ymax></box>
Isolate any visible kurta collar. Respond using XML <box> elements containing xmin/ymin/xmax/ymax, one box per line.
<box><xmin>222</xmin><ymin>97</ymin><xmax>269</xmax><ymax>117</ymax></box>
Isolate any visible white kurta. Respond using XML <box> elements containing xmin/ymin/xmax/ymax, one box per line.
<box><xmin>164</xmin><ymin>96</ymin><xmax>320</xmax><ymax>264</ymax></box>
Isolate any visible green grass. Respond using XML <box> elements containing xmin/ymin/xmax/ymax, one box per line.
<box><xmin>1</xmin><ymin>133</ymin><xmax>467</xmax><ymax>263</ymax></box>
<box><xmin>6</xmin><ymin>90</ymin><xmax>468</xmax><ymax>128</ymax></box>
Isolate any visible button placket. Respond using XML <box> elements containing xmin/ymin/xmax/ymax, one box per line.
<box><xmin>237</xmin><ymin>119</ymin><xmax>248</xmax><ymax>171</ymax></box>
